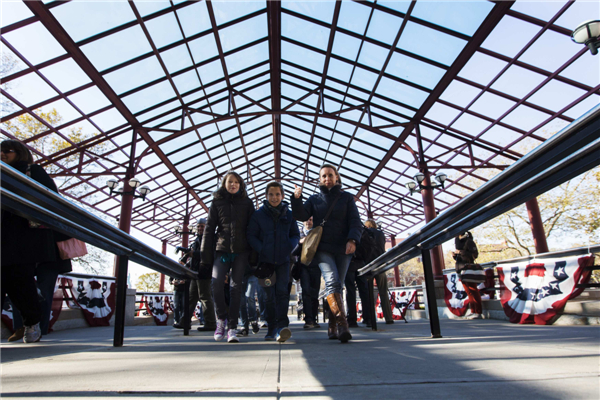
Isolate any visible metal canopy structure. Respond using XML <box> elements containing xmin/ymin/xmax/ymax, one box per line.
<box><xmin>1</xmin><ymin>0</ymin><xmax>599</xmax><ymax>246</ymax></box>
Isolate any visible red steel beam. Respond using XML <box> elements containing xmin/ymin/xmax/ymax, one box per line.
<box><xmin>267</xmin><ymin>0</ymin><xmax>282</xmax><ymax>180</ymax></box>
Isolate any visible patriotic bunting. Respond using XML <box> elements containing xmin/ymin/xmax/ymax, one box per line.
<box><xmin>497</xmin><ymin>255</ymin><xmax>594</xmax><ymax>325</ymax></box>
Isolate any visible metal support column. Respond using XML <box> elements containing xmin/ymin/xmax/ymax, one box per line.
<box><xmin>367</xmin><ymin>274</ymin><xmax>378</xmax><ymax>331</ymax></box>
<box><xmin>113</xmin><ymin>254</ymin><xmax>129</xmax><ymax>347</ymax></box>
<box><xmin>420</xmin><ymin>169</ymin><xmax>445</xmax><ymax>279</ymax></box>
<box><xmin>421</xmin><ymin>248</ymin><xmax>442</xmax><ymax>338</ymax></box>
<box><xmin>391</xmin><ymin>235</ymin><xmax>401</xmax><ymax>287</ymax></box>
<box><xmin>159</xmin><ymin>240</ymin><xmax>167</xmax><ymax>292</ymax></box>
<box><xmin>525</xmin><ymin>197</ymin><xmax>549</xmax><ymax>254</ymax></box>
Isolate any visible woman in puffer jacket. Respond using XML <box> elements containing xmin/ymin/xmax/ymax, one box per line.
<box><xmin>247</xmin><ymin>181</ymin><xmax>300</xmax><ymax>342</ymax></box>
<box><xmin>291</xmin><ymin>164</ymin><xmax>362</xmax><ymax>343</ymax></box>
<box><xmin>201</xmin><ymin>171</ymin><xmax>255</xmax><ymax>343</ymax></box>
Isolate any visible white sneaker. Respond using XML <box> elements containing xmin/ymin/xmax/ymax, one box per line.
<box><xmin>214</xmin><ymin>319</ymin><xmax>227</xmax><ymax>341</ymax></box>
<box><xmin>227</xmin><ymin>329</ymin><xmax>239</xmax><ymax>343</ymax></box>
<box><xmin>23</xmin><ymin>323</ymin><xmax>41</xmax><ymax>343</ymax></box>
<box><xmin>467</xmin><ymin>313</ymin><xmax>483</xmax><ymax>320</ymax></box>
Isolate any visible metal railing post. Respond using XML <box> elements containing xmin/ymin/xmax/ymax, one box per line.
<box><xmin>183</xmin><ymin>280</ymin><xmax>190</xmax><ymax>336</ymax></box>
<box><xmin>113</xmin><ymin>255</ymin><xmax>129</xmax><ymax>347</ymax></box>
<box><xmin>421</xmin><ymin>249</ymin><xmax>442</xmax><ymax>338</ymax></box>
<box><xmin>367</xmin><ymin>274</ymin><xmax>378</xmax><ymax>331</ymax></box>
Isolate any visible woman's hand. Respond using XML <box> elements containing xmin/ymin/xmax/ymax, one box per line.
<box><xmin>345</xmin><ymin>240</ymin><xmax>356</xmax><ymax>255</ymax></box>
<box><xmin>294</xmin><ymin>184</ymin><xmax>302</xmax><ymax>199</ymax></box>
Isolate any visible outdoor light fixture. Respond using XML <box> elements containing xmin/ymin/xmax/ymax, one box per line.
<box><xmin>572</xmin><ymin>20</ymin><xmax>600</xmax><ymax>55</ymax></box>
<box><xmin>405</xmin><ymin>172</ymin><xmax>447</xmax><ymax>195</ymax></box>
<box><xmin>106</xmin><ymin>178</ymin><xmax>151</xmax><ymax>200</ymax></box>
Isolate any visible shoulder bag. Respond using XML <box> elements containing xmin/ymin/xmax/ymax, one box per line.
<box><xmin>300</xmin><ymin>194</ymin><xmax>341</xmax><ymax>266</ymax></box>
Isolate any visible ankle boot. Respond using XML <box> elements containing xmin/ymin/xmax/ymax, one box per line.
<box><xmin>327</xmin><ymin>293</ymin><xmax>352</xmax><ymax>343</ymax></box>
<box><xmin>327</xmin><ymin>309</ymin><xmax>338</xmax><ymax>340</ymax></box>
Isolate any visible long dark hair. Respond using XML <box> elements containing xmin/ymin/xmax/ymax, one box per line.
<box><xmin>1</xmin><ymin>140</ymin><xmax>34</xmax><ymax>164</ymax></box>
<box><xmin>219</xmin><ymin>170</ymin><xmax>247</xmax><ymax>197</ymax></box>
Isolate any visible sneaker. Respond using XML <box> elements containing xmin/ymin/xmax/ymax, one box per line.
<box><xmin>264</xmin><ymin>328</ymin><xmax>276</xmax><ymax>341</ymax></box>
<box><xmin>8</xmin><ymin>327</ymin><xmax>25</xmax><ymax>342</ymax></box>
<box><xmin>237</xmin><ymin>328</ymin><xmax>249</xmax><ymax>336</ymax></box>
<box><xmin>227</xmin><ymin>329</ymin><xmax>239</xmax><ymax>343</ymax></box>
<box><xmin>313</xmin><ymin>322</ymin><xmax>321</xmax><ymax>328</ymax></box>
<box><xmin>251</xmin><ymin>321</ymin><xmax>260</xmax><ymax>334</ymax></box>
<box><xmin>467</xmin><ymin>313</ymin><xmax>483</xmax><ymax>320</ymax></box>
<box><xmin>276</xmin><ymin>327</ymin><xmax>292</xmax><ymax>343</ymax></box>
<box><xmin>261</xmin><ymin>322</ymin><xmax>268</xmax><ymax>328</ymax></box>
<box><xmin>23</xmin><ymin>323</ymin><xmax>41</xmax><ymax>343</ymax></box>
<box><xmin>303</xmin><ymin>321</ymin><xmax>315</xmax><ymax>329</ymax></box>
<box><xmin>214</xmin><ymin>319</ymin><xmax>227</xmax><ymax>341</ymax></box>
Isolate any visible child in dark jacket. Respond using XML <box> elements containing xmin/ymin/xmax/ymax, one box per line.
<box><xmin>247</xmin><ymin>181</ymin><xmax>300</xmax><ymax>342</ymax></box>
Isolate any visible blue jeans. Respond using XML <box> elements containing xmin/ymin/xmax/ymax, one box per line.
<box><xmin>300</xmin><ymin>262</ymin><xmax>321</xmax><ymax>323</ymax></box>
<box><xmin>264</xmin><ymin>262</ymin><xmax>291</xmax><ymax>330</ymax></box>
<box><xmin>172</xmin><ymin>290</ymin><xmax>185</xmax><ymax>325</ymax></box>
<box><xmin>212</xmin><ymin>252</ymin><xmax>248</xmax><ymax>330</ymax></box>
<box><xmin>314</xmin><ymin>251</ymin><xmax>352</xmax><ymax>296</ymax></box>
<box><xmin>240</xmin><ymin>274</ymin><xmax>259</xmax><ymax>329</ymax></box>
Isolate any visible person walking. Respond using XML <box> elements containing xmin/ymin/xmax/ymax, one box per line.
<box><xmin>1</xmin><ymin>140</ymin><xmax>71</xmax><ymax>343</ymax></box>
<box><xmin>247</xmin><ymin>182</ymin><xmax>300</xmax><ymax>342</ymax></box>
<box><xmin>298</xmin><ymin>218</ymin><xmax>322</xmax><ymax>329</ymax></box>
<box><xmin>454</xmin><ymin>231</ymin><xmax>482</xmax><ymax>319</ymax></box>
<box><xmin>185</xmin><ymin>218</ymin><xmax>217</xmax><ymax>332</ymax></box>
<box><xmin>364</xmin><ymin>219</ymin><xmax>394</xmax><ymax>325</ymax></box>
<box><xmin>291</xmin><ymin>164</ymin><xmax>362</xmax><ymax>343</ymax></box>
<box><xmin>201</xmin><ymin>171</ymin><xmax>254</xmax><ymax>343</ymax></box>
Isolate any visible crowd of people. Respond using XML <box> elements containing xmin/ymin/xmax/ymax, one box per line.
<box><xmin>171</xmin><ymin>164</ymin><xmax>398</xmax><ymax>344</ymax></box>
<box><xmin>6</xmin><ymin>137</ymin><xmax>473</xmax><ymax>345</ymax></box>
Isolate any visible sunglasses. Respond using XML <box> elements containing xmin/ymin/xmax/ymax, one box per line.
<box><xmin>0</xmin><ymin>148</ymin><xmax>16</xmax><ymax>154</ymax></box>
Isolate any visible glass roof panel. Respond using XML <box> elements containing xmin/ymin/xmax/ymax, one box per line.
<box><xmin>397</xmin><ymin>21</ymin><xmax>467</xmax><ymax>66</ymax></box>
<box><xmin>563</xmin><ymin>95</ymin><xmax>600</xmax><ymax>120</ymax></box>
<box><xmin>220</xmin><ymin>14</ymin><xmax>267</xmax><ymax>53</ymax></box>
<box><xmin>67</xmin><ymin>86</ymin><xmax>112</xmax><ymax>114</ymax></box>
<box><xmin>197</xmin><ymin>59</ymin><xmax>225</xmax><ymax>85</ymax></box>
<box><xmin>511</xmin><ymin>0</ymin><xmax>567</xmax><ymax>22</ymax></box>
<box><xmin>527</xmin><ymin>80</ymin><xmax>586</xmax><ymax>114</ymax></box>
<box><xmin>225</xmin><ymin>42</ymin><xmax>269</xmax><ymax>75</ymax></box>
<box><xmin>50</xmin><ymin>0</ymin><xmax>136</xmax><ymax>43</ymax></box>
<box><xmin>212</xmin><ymin>0</ymin><xmax>265</xmax><ymax>25</ymax></box>
<box><xmin>357</xmin><ymin>41</ymin><xmax>389</xmax><ymax>71</ymax></box>
<box><xmin>187</xmin><ymin>33</ymin><xmax>220</xmax><ymax>65</ymax></box>
<box><xmin>144</xmin><ymin>11</ymin><xmax>185</xmax><ymax>49</ymax></box>
<box><xmin>366</xmin><ymin>9</ymin><xmax>403</xmax><ymax>46</ymax></box>
<box><xmin>519</xmin><ymin>30</ymin><xmax>580</xmax><ymax>73</ymax></box>
<box><xmin>80</xmin><ymin>25</ymin><xmax>152</xmax><ymax>71</ymax></box>
<box><xmin>175</xmin><ymin>1</ymin><xmax>212</xmax><ymax>37</ymax></box>
<box><xmin>39</xmin><ymin>58</ymin><xmax>92</xmax><ymax>93</ymax></box>
<box><xmin>1</xmin><ymin>0</ymin><xmax>34</xmax><ymax>28</ymax></box>
<box><xmin>375</xmin><ymin>77</ymin><xmax>428</xmax><ymax>109</ymax></box>
<box><xmin>337</xmin><ymin>1</ymin><xmax>370</xmax><ymax>35</ymax></box>
<box><xmin>440</xmin><ymin>80</ymin><xmax>481</xmax><ymax>108</ymax></box>
<box><xmin>282</xmin><ymin>13</ymin><xmax>330</xmax><ymax>52</ymax></box>
<box><xmin>172</xmin><ymin>69</ymin><xmax>201</xmax><ymax>95</ymax></box>
<box><xmin>501</xmin><ymin>104</ymin><xmax>553</xmax><ymax>132</ymax></box>
<box><xmin>458</xmin><ymin>51</ymin><xmax>508</xmax><ymax>86</ymax></box>
<box><xmin>89</xmin><ymin>108</ymin><xmax>128</xmax><ymax>132</ymax></box>
<box><xmin>555</xmin><ymin>1</ymin><xmax>600</xmax><ymax>31</ymax></box>
<box><xmin>121</xmin><ymin>80</ymin><xmax>177</xmax><ymax>114</ymax></box>
<box><xmin>350</xmin><ymin>67</ymin><xmax>378</xmax><ymax>92</ymax></box>
<box><xmin>559</xmin><ymin>53</ymin><xmax>600</xmax><ymax>88</ymax></box>
<box><xmin>412</xmin><ymin>1</ymin><xmax>494</xmax><ymax>37</ymax></box>
<box><xmin>282</xmin><ymin>0</ymin><xmax>336</xmax><ymax>24</ymax></box>
<box><xmin>6</xmin><ymin>72</ymin><xmax>58</xmax><ymax>108</ymax></box>
<box><xmin>104</xmin><ymin>56</ymin><xmax>165</xmax><ymax>94</ymax></box>
<box><xmin>133</xmin><ymin>0</ymin><xmax>172</xmax><ymax>17</ymax></box>
<box><xmin>281</xmin><ymin>41</ymin><xmax>325</xmax><ymax>74</ymax></box>
<box><xmin>331</xmin><ymin>31</ymin><xmax>362</xmax><ymax>61</ymax></box>
<box><xmin>385</xmin><ymin>52</ymin><xmax>446</xmax><ymax>90</ymax></box>
<box><xmin>491</xmin><ymin>65</ymin><xmax>546</xmax><ymax>99</ymax></box>
<box><xmin>3</xmin><ymin>22</ymin><xmax>67</xmax><ymax>65</ymax></box>
<box><xmin>468</xmin><ymin>92</ymin><xmax>517</xmax><ymax>120</ymax></box>
<box><xmin>325</xmin><ymin>58</ymin><xmax>354</xmax><ymax>82</ymax></box>
<box><xmin>480</xmin><ymin>15</ymin><xmax>540</xmax><ymax>58</ymax></box>
<box><xmin>160</xmin><ymin>44</ymin><xmax>194</xmax><ymax>74</ymax></box>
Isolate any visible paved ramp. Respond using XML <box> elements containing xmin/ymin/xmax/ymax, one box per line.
<box><xmin>1</xmin><ymin>319</ymin><xmax>598</xmax><ymax>399</ymax></box>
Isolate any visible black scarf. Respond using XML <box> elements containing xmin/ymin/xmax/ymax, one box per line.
<box><xmin>264</xmin><ymin>200</ymin><xmax>285</xmax><ymax>222</ymax></box>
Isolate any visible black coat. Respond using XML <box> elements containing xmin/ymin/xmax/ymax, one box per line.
<box><xmin>201</xmin><ymin>187</ymin><xmax>255</xmax><ymax>266</ymax></box>
<box><xmin>290</xmin><ymin>184</ymin><xmax>362</xmax><ymax>255</ymax></box>
<box><xmin>454</xmin><ymin>234</ymin><xmax>478</xmax><ymax>272</ymax></box>
<box><xmin>1</xmin><ymin>161</ymin><xmax>71</xmax><ymax>272</ymax></box>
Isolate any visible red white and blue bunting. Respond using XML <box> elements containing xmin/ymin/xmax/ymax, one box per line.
<box><xmin>443</xmin><ymin>269</ymin><xmax>494</xmax><ymax>317</ymax></box>
<box><xmin>137</xmin><ymin>294</ymin><xmax>173</xmax><ymax>326</ymax></box>
<box><xmin>497</xmin><ymin>255</ymin><xmax>593</xmax><ymax>325</ymax></box>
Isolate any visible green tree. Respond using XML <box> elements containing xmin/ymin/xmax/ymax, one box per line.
<box><xmin>136</xmin><ymin>273</ymin><xmax>161</xmax><ymax>292</ymax></box>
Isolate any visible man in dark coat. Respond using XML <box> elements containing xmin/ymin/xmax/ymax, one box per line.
<box><xmin>365</xmin><ymin>219</ymin><xmax>394</xmax><ymax>325</ymax></box>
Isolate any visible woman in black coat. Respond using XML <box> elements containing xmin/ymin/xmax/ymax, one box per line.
<box><xmin>201</xmin><ymin>170</ymin><xmax>255</xmax><ymax>343</ymax></box>
<box><xmin>291</xmin><ymin>164</ymin><xmax>362</xmax><ymax>343</ymax></box>
<box><xmin>1</xmin><ymin>140</ymin><xmax>71</xmax><ymax>342</ymax></box>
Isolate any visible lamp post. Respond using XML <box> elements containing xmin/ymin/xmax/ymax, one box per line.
<box><xmin>572</xmin><ymin>20</ymin><xmax>600</xmax><ymax>55</ymax></box>
<box><xmin>106</xmin><ymin>177</ymin><xmax>151</xmax><ymax>200</ymax></box>
<box><xmin>405</xmin><ymin>170</ymin><xmax>447</xmax><ymax>279</ymax></box>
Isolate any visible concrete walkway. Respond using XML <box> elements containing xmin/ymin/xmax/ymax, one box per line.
<box><xmin>1</xmin><ymin>318</ymin><xmax>598</xmax><ymax>399</ymax></box>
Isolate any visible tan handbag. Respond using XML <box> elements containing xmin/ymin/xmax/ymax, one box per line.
<box><xmin>300</xmin><ymin>194</ymin><xmax>341</xmax><ymax>265</ymax></box>
<box><xmin>56</xmin><ymin>238</ymin><xmax>88</xmax><ymax>260</ymax></box>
